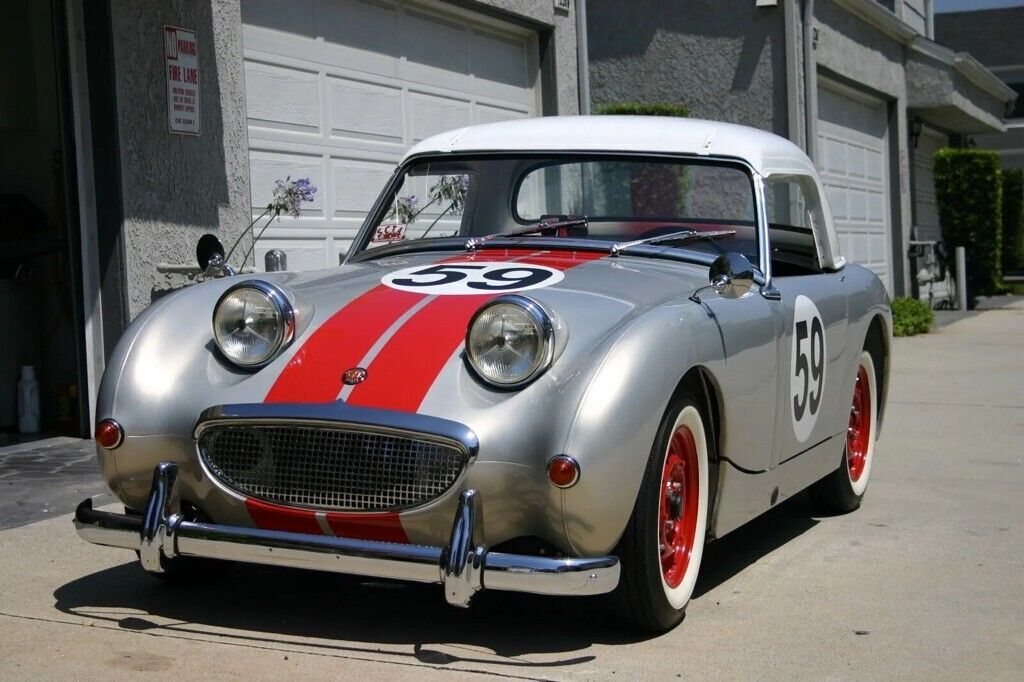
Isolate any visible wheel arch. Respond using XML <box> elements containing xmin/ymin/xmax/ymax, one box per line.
<box><xmin>863</xmin><ymin>314</ymin><xmax>890</xmax><ymax>433</ymax></box>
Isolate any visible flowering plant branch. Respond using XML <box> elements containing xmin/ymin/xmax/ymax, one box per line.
<box><xmin>225</xmin><ymin>176</ymin><xmax>317</xmax><ymax>268</ymax></box>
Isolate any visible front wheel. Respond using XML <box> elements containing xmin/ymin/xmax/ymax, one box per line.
<box><xmin>810</xmin><ymin>349</ymin><xmax>879</xmax><ymax>513</ymax></box>
<box><xmin>614</xmin><ymin>392</ymin><xmax>710</xmax><ymax>632</ymax></box>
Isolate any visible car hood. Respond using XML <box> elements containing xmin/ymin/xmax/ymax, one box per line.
<box><xmin>251</xmin><ymin>247</ymin><xmax>710</xmax><ymax>406</ymax></box>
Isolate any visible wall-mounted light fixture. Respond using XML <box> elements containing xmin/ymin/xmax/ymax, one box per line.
<box><xmin>910</xmin><ymin>117</ymin><xmax>924</xmax><ymax>148</ymax></box>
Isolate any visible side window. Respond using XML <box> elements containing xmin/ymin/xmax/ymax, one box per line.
<box><xmin>765</xmin><ymin>177</ymin><xmax>823</xmax><ymax>275</ymax></box>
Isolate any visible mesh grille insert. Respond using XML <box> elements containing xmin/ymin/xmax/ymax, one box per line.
<box><xmin>198</xmin><ymin>423</ymin><xmax>467</xmax><ymax>512</ymax></box>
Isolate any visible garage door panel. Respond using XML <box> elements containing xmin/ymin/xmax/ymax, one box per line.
<box><xmin>327</xmin><ymin>76</ymin><xmax>404</xmax><ymax>143</ymax></box>
<box><xmin>332</xmin><ymin>159</ymin><xmax>395</xmax><ymax>216</ymax></box>
<box><xmin>317</xmin><ymin>0</ymin><xmax>400</xmax><ymax>59</ymax></box>
<box><xmin>476</xmin><ymin>103</ymin><xmax>530</xmax><ymax>125</ymax></box>
<box><xmin>403</xmin><ymin>9</ymin><xmax>469</xmax><ymax>74</ymax></box>
<box><xmin>470</xmin><ymin>30</ymin><xmax>530</xmax><ymax>88</ymax></box>
<box><xmin>408</xmin><ymin>91</ymin><xmax>472</xmax><ymax>142</ymax></box>
<box><xmin>245</xmin><ymin>61</ymin><xmax>320</xmax><ymax>133</ymax></box>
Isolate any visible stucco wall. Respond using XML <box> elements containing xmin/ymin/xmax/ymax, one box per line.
<box><xmin>464</xmin><ymin>0</ymin><xmax>580</xmax><ymax>116</ymax></box>
<box><xmin>586</xmin><ymin>0</ymin><xmax>789</xmax><ymax>137</ymax></box>
<box><xmin>110</xmin><ymin>0</ymin><xmax>251</xmax><ymax>319</ymax></box>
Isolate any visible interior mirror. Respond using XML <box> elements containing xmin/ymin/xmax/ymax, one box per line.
<box><xmin>196</xmin><ymin>234</ymin><xmax>236</xmax><ymax>277</ymax></box>
<box><xmin>708</xmin><ymin>252</ymin><xmax>755</xmax><ymax>299</ymax></box>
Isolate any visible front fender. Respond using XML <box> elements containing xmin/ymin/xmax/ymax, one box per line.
<box><xmin>558</xmin><ymin>299</ymin><xmax>725</xmax><ymax>555</ymax></box>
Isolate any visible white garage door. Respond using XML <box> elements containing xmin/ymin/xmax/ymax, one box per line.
<box><xmin>241</xmin><ymin>0</ymin><xmax>540</xmax><ymax>271</ymax></box>
<box><xmin>817</xmin><ymin>81</ymin><xmax>893</xmax><ymax>293</ymax></box>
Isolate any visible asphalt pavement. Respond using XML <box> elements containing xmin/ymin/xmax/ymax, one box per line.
<box><xmin>0</xmin><ymin>298</ymin><xmax>1021</xmax><ymax>680</ymax></box>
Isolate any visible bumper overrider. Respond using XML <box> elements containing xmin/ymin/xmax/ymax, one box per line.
<box><xmin>74</xmin><ymin>461</ymin><xmax>620</xmax><ymax>607</ymax></box>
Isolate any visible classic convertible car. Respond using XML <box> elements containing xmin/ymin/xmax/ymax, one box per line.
<box><xmin>75</xmin><ymin>116</ymin><xmax>890</xmax><ymax>632</ymax></box>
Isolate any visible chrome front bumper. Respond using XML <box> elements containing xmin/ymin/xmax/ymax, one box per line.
<box><xmin>74</xmin><ymin>462</ymin><xmax>620</xmax><ymax>607</ymax></box>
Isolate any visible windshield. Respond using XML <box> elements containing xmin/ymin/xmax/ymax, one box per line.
<box><xmin>355</xmin><ymin>154</ymin><xmax>759</xmax><ymax>265</ymax></box>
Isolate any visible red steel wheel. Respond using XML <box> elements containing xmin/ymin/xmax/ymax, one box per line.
<box><xmin>659</xmin><ymin>426</ymin><xmax>700</xmax><ymax>589</ymax></box>
<box><xmin>846</xmin><ymin>364</ymin><xmax>872</xmax><ymax>483</ymax></box>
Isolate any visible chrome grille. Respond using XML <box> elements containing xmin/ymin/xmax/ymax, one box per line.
<box><xmin>197</xmin><ymin>423</ymin><xmax>467</xmax><ymax>512</ymax></box>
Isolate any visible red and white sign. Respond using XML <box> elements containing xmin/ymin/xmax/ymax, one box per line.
<box><xmin>372</xmin><ymin>223</ymin><xmax>407</xmax><ymax>243</ymax></box>
<box><xmin>164</xmin><ymin>26</ymin><xmax>199</xmax><ymax>135</ymax></box>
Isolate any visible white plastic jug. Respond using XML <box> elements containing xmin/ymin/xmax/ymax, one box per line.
<box><xmin>18</xmin><ymin>365</ymin><xmax>40</xmax><ymax>434</ymax></box>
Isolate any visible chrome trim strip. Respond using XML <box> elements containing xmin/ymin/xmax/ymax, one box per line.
<box><xmin>74</xmin><ymin>463</ymin><xmax>620</xmax><ymax>607</ymax></box>
<box><xmin>194</xmin><ymin>403</ymin><xmax>480</xmax><ymax>458</ymax></box>
<box><xmin>753</xmin><ymin>174</ymin><xmax>782</xmax><ymax>300</ymax></box>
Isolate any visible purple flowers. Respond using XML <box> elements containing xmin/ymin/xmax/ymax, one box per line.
<box><xmin>394</xmin><ymin>194</ymin><xmax>418</xmax><ymax>223</ymax></box>
<box><xmin>270</xmin><ymin>176</ymin><xmax>317</xmax><ymax>218</ymax></box>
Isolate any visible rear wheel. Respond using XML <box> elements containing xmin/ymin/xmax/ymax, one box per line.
<box><xmin>614</xmin><ymin>392</ymin><xmax>709</xmax><ymax>632</ymax></box>
<box><xmin>810</xmin><ymin>350</ymin><xmax>878</xmax><ymax>513</ymax></box>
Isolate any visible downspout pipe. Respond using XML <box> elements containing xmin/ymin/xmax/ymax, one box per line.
<box><xmin>803</xmin><ymin>0</ymin><xmax>818</xmax><ymax>161</ymax></box>
<box><xmin>576</xmin><ymin>0</ymin><xmax>591</xmax><ymax>115</ymax></box>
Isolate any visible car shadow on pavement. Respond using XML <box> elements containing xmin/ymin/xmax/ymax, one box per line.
<box><xmin>52</xmin><ymin>494</ymin><xmax>819</xmax><ymax>667</ymax></box>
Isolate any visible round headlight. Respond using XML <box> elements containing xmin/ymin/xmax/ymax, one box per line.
<box><xmin>465</xmin><ymin>295</ymin><xmax>554</xmax><ymax>388</ymax></box>
<box><xmin>212</xmin><ymin>281</ymin><xmax>295</xmax><ymax>368</ymax></box>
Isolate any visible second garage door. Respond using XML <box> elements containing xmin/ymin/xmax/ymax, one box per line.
<box><xmin>241</xmin><ymin>0</ymin><xmax>541</xmax><ymax>271</ymax></box>
<box><xmin>817</xmin><ymin>81</ymin><xmax>893</xmax><ymax>293</ymax></box>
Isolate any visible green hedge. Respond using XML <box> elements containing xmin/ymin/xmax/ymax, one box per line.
<box><xmin>596</xmin><ymin>102</ymin><xmax>690</xmax><ymax>118</ymax></box>
<box><xmin>933</xmin><ymin>148</ymin><xmax>1003</xmax><ymax>306</ymax></box>
<box><xmin>891</xmin><ymin>297</ymin><xmax>934</xmax><ymax>337</ymax></box>
<box><xmin>1002</xmin><ymin>168</ymin><xmax>1024</xmax><ymax>274</ymax></box>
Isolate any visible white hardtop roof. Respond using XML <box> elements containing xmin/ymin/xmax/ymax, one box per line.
<box><xmin>403</xmin><ymin>115</ymin><xmax>817</xmax><ymax>178</ymax></box>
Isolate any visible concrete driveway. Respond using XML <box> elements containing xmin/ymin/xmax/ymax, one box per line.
<box><xmin>1</xmin><ymin>299</ymin><xmax>1021</xmax><ymax>680</ymax></box>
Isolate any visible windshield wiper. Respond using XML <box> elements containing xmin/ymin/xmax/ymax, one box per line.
<box><xmin>609</xmin><ymin>229</ymin><xmax>736</xmax><ymax>256</ymax></box>
<box><xmin>465</xmin><ymin>216</ymin><xmax>589</xmax><ymax>252</ymax></box>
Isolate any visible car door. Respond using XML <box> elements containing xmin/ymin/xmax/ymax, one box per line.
<box><xmin>769</xmin><ymin>272</ymin><xmax>850</xmax><ymax>467</ymax></box>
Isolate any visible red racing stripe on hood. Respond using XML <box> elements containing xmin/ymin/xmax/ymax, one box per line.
<box><xmin>346</xmin><ymin>249</ymin><xmax>605</xmax><ymax>412</ymax></box>
<box><xmin>264</xmin><ymin>285</ymin><xmax>425</xmax><ymax>403</ymax></box>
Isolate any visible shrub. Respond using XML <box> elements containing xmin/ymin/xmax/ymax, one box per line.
<box><xmin>933</xmin><ymin>148</ymin><xmax>1003</xmax><ymax>307</ymax></box>
<box><xmin>1002</xmin><ymin>168</ymin><xmax>1024</xmax><ymax>274</ymax></box>
<box><xmin>891</xmin><ymin>297</ymin><xmax>934</xmax><ymax>337</ymax></box>
<box><xmin>596</xmin><ymin>102</ymin><xmax>690</xmax><ymax>118</ymax></box>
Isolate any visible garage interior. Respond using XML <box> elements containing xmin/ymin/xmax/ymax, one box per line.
<box><xmin>0</xmin><ymin>0</ymin><xmax>88</xmax><ymax>443</ymax></box>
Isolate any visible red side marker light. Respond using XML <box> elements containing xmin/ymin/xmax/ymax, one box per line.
<box><xmin>547</xmin><ymin>455</ymin><xmax>580</xmax><ymax>488</ymax></box>
<box><xmin>95</xmin><ymin>419</ymin><xmax>124</xmax><ymax>450</ymax></box>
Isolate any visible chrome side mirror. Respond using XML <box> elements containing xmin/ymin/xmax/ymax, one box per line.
<box><xmin>196</xmin><ymin>234</ymin><xmax>237</xmax><ymax>278</ymax></box>
<box><xmin>708</xmin><ymin>252</ymin><xmax>755</xmax><ymax>299</ymax></box>
<box><xmin>690</xmin><ymin>252</ymin><xmax>755</xmax><ymax>304</ymax></box>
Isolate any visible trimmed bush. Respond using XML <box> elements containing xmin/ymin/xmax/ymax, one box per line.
<box><xmin>891</xmin><ymin>297</ymin><xmax>934</xmax><ymax>337</ymax></box>
<box><xmin>1002</xmin><ymin>168</ymin><xmax>1024</xmax><ymax>274</ymax></box>
<box><xmin>933</xmin><ymin>148</ymin><xmax>1003</xmax><ymax>307</ymax></box>
<box><xmin>597</xmin><ymin>102</ymin><xmax>690</xmax><ymax>118</ymax></box>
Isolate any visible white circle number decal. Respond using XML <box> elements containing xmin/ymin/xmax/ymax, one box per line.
<box><xmin>790</xmin><ymin>295</ymin><xmax>826</xmax><ymax>443</ymax></box>
<box><xmin>382</xmin><ymin>262</ymin><xmax>564</xmax><ymax>295</ymax></box>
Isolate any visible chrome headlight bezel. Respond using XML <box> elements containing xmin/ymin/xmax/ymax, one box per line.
<box><xmin>465</xmin><ymin>295</ymin><xmax>555</xmax><ymax>389</ymax></box>
<box><xmin>212</xmin><ymin>280</ymin><xmax>296</xmax><ymax>369</ymax></box>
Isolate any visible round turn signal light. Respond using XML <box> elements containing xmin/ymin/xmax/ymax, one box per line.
<box><xmin>547</xmin><ymin>455</ymin><xmax>580</xmax><ymax>488</ymax></box>
<box><xmin>95</xmin><ymin>419</ymin><xmax>124</xmax><ymax>450</ymax></box>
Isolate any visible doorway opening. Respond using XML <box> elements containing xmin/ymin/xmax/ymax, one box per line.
<box><xmin>0</xmin><ymin>0</ymin><xmax>89</xmax><ymax>444</ymax></box>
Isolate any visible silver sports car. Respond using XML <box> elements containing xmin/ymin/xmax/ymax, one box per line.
<box><xmin>75</xmin><ymin>116</ymin><xmax>891</xmax><ymax>632</ymax></box>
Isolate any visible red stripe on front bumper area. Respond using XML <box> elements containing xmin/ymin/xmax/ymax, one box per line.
<box><xmin>245</xmin><ymin>498</ymin><xmax>322</xmax><ymax>535</ymax></box>
<box><xmin>325</xmin><ymin>512</ymin><xmax>408</xmax><ymax>543</ymax></box>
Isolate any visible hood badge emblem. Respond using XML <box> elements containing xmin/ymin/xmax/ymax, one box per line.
<box><xmin>342</xmin><ymin>367</ymin><xmax>368</xmax><ymax>386</ymax></box>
